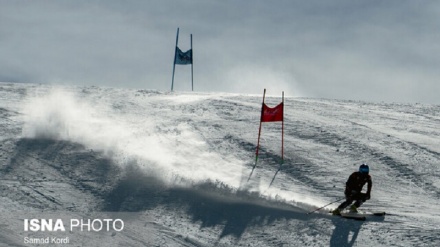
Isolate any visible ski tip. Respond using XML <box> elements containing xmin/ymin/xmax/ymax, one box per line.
<box><xmin>372</xmin><ymin>212</ymin><xmax>386</xmax><ymax>216</ymax></box>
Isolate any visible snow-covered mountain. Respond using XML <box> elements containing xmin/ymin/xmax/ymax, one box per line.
<box><xmin>1</xmin><ymin>82</ymin><xmax>439</xmax><ymax>246</ymax></box>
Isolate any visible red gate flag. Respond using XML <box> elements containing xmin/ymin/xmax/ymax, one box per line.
<box><xmin>261</xmin><ymin>102</ymin><xmax>284</xmax><ymax>122</ymax></box>
<box><xmin>251</xmin><ymin>89</ymin><xmax>285</xmax><ymax>180</ymax></box>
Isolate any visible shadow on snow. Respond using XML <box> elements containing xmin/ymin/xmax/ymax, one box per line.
<box><xmin>4</xmin><ymin>137</ymin><xmax>383</xmax><ymax>245</ymax></box>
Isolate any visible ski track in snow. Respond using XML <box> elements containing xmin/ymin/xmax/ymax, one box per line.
<box><xmin>0</xmin><ymin>82</ymin><xmax>439</xmax><ymax>246</ymax></box>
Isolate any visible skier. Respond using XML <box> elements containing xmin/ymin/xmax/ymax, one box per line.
<box><xmin>332</xmin><ymin>164</ymin><xmax>372</xmax><ymax>215</ymax></box>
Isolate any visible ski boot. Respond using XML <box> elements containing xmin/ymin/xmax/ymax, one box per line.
<box><xmin>349</xmin><ymin>205</ymin><xmax>358</xmax><ymax>213</ymax></box>
<box><xmin>332</xmin><ymin>208</ymin><xmax>342</xmax><ymax>216</ymax></box>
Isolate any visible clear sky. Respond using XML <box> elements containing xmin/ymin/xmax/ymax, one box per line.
<box><xmin>1</xmin><ymin>0</ymin><xmax>439</xmax><ymax>104</ymax></box>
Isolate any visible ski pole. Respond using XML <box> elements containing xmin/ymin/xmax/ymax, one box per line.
<box><xmin>307</xmin><ymin>198</ymin><xmax>345</xmax><ymax>215</ymax></box>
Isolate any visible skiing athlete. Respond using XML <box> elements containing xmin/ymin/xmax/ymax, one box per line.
<box><xmin>332</xmin><ymin>164</ymin><xmax>372</xmax><ymax>215</ymax></box>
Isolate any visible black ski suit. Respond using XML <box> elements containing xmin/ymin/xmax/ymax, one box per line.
<box><xmin>337</xmin><ymin>171</ymin><xmax>372</xmax><ymax>210</ymax></box>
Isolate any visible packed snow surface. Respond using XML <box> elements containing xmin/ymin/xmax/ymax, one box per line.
<box><xmin>0</xmin><ymin>82</ymin><xmax>439</xmax><ymax>246</ymax></box>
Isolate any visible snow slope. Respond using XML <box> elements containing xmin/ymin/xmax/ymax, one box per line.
<box><xmin>0</xmin><ymin>82</ymin><xmax>439</xmax><ymax>246</ymax></box>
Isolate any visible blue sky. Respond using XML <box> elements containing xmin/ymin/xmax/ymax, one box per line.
<box><xmin>1</xmin><ymin>0</ymin><xmax>440</xmax><ymax>103</ymax></box>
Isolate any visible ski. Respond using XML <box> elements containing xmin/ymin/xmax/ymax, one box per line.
<box><xmin>331</xmin><ymin>211</ymin><xmax>386</xmax><ymax>221</ymax></box>
<box><xmin>339</xmin><ymin>212</ymin><xmax>366</xmax><ymax>221</ymax></box>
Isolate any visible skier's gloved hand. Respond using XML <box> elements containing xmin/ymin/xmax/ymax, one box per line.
<box><xmin>365</xmin><ymin>193</ymin><xmax>371</xmax><ymax>200</ymax></box>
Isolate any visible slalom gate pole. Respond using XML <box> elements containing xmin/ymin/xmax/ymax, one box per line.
<box><xmin>255</xmin><ymin>90</ymin><xmax>266</xmax><ymax>163</ymax></box>
<box><xmin>255</xmin><ymin>89</ymin><xmax>266</xmax><ymax>160</ymax></box>
<box><xmin>171</xmin><ymin>28</ymin><xmax>179</xmax><ymax>91</ymax></box>
<box><xmin>281</xmin><ymin>91</ymin><xmax>284</xmax><ymax>165</ymax></box>
<box><xmin>248</xmin><ymin>89</ymin><xmax>266</xmax><ymax>182</ymax></box>
<box><xmin>190</xmin><ymin>33</ymin><xmax>193</xmax><ymax>91</ymax></box>
<box><xmin>307</xmin><ymin>198</ymin><xmax>345</xmax><ymax>215</ymax></box>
